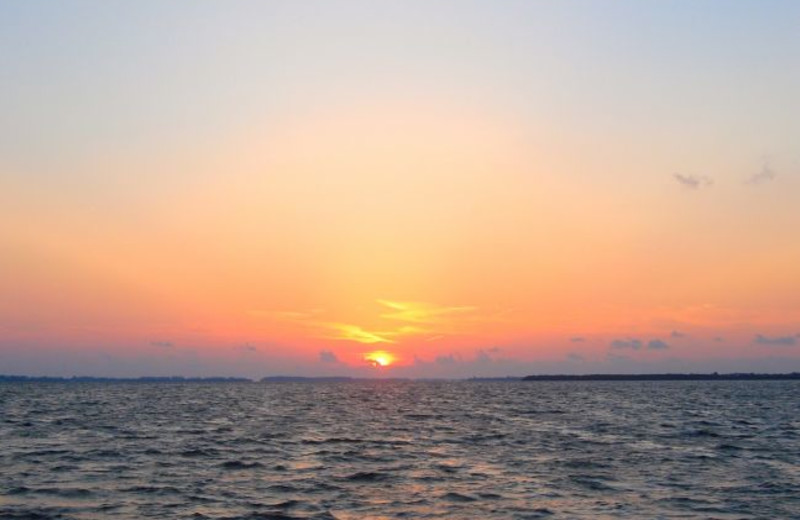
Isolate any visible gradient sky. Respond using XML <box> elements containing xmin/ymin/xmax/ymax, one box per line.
<box><xmin>2</xmin><ymin>1</ymin><xmax>800</xmax><ymax>378</ymax></box>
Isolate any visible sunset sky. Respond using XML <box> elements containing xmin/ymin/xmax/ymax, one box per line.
<box><xmin>2</xmin><ymin>1</ymin><xmax>799</xmax><ymax>377</ymax></box>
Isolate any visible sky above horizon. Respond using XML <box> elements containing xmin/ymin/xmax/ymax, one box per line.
<box><xmin>2</xmin><ymin>1</ymin><xmax>800</xmax><ymax>378</ymax></box>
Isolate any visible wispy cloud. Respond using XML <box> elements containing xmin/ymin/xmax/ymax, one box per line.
<box><xmin>611</xmin><ymin>337</ymin><xmax>668</xmax><ymax>350</ymax></box>
<box><xmin>610</xmin><ymin>338</ymin><xmax>642</xmax><ymax>350</ymax></box>
<box><xmin>476</xmin><ymin>349</ymin><xmax>497</xmax><ymax>363</ymax></box>
<box><xmin>325</xmin><ymin>324</ymin><xmax>396</xmax><ymax>344</ymax></box>
<box><xmin>745</xmin><ymin>164</ymin><xmax>776</xmax><ymax>185</ymax></box>
<box><xmin>670</xmin><ymin>330</ymin><xmax>687</xmax><ymax>339</ymax></box>
<box><xmin>319</xmin><ymin>350</ymin><xmax>338</xmax><ymax>363</ymax></box>
<box><xmin>377</xmin><ymin>300</ymin><xmax>478</xmax><ymax>324</ymax></box>
<box><xmin>238</xmin><ymin>343</ymin><xmax>258</xmax><ymax>353</ymax></box>
<box><xmin>249</xmin><ymin>309</ymin><xmax>324</xmax><ymax>322</ymax></box>
<box><xmin>570</xmin><ymin>336</ymin><xmax>585</xmax><ymax>343</ymax></box>
<box><xmin>435</xmin><ymin>354</ymin><xmax>458</xmax><ymax>365</ymax></box>
<box><xmin>647</xmin><ymin>339</ymin><xmax>669</xmax><ymax>350</ymax></box>
<box><xmin>754</xmin><ymin>334</ymin><xmax>797</xmax><ymax>346</ymax></box>
<box><xmin>150</xmin><ymin>341</ymin><xmax>174</xmax><ymax>348</ymax></box>
<box><xmin>262</xmin><ymin>300</ymin><xmax>480</xmax><ymax>345</ymax></box>
<box><xmin>323</xmin><ymin>300</ymin><xmax>482</xmax><ymax>344</ymax></box>
<box><xmin>673</xmin><ymin>173</ymin><xmax>713</xmax><ymax>189</ymax></box>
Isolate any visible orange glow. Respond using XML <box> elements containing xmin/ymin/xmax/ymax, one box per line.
<box><xmin>364</xmin><ymin>350</ymin><xmax>396</xmax><ymax>368</ymax></box>
<box><xmin>3</xmin><ymin>94</ymin><xmax>800</xmax><ymax>376</ymax></box>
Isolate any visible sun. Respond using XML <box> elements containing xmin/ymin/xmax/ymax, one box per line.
<box><xmin>364</xmin><ymin>350</ymin><xmax>396</xmax><ymax>368</ymax></box>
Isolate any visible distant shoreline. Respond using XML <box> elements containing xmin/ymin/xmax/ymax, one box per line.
<box><xmin>0</xmin><ymin>375</ymin><xmax>252</xmax><ymax>383</ymax></box>
<box><xmin>1</xmin><ymin>373</ymin><xmax>799</xmax><ymax>383</ymax></box>
<box><xmin>520</xmin><ymin>372</ymin><xmax>800</xmax><ymax>381</ymax></box>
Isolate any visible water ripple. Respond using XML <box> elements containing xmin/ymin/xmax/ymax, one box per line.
<box><xmin>1</xmin><ymin>380</ymin><xmax>799</xmax><ymax>518</ymax></box>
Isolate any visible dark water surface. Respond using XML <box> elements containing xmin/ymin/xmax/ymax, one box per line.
<box><xmin>1</xmin><ymin>381</ymin><xmax>799</xmax><ymax>519</ymax></box>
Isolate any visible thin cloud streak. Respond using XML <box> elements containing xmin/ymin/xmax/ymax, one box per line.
<box><xmin>610</xmin><ymin>338</ymin><xmax>642</xmax><ymax>350</ymax></box>
<box><xmin>754</xmin><ymin>334</ymin><xmax>797</xmax><ymax>346</ymax></box>
<box><xmin>745</xmin><ymin>164</ymin><xmax>776</xmax><ymax>185</ymax></box>
<box><xmin>324</xmin><ymin>324</ymin><xmax>396</xmax><ymax>344</ymax></box>
<box><xmin>262</xmin><ymin>300</ymin><xmax>483</xmax><ymax>345</ymax></box>
<box><xmin>647</xmin><ymin>339</ymin><xmax>669</xmax><ymax>350</ymax></box>
<box><xmin>673</xmin><ymin>173</ymin><xmax>713</xmax><ymax>189</ymax></box>
<box><xmin>377</xmin><ymin>300</ymin><xmax>478</xmax><ymax>324</ymax></box>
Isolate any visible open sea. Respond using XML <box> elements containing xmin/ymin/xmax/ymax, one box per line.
<box><xmin>1</xmin><ymin>380</ymin><xmax>799</xmax><ymax>519</ymax></box>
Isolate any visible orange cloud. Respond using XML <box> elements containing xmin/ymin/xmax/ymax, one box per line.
<box><xmin>259</xmin><ymin>300</ymin><xmax>482</xmax><ymax>346</ymax></box>
<box><xmin>377</xmin><ymin>300</ymin><xmax>478</xmax><ymax>324</ymax></box>
<box><xmin>324</xmin><ymin>324</ymin><xmax>395</xmax><ymax>344</ymax></box>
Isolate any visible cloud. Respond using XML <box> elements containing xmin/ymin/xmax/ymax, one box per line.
<box><xmin>476</xmin><ymin>349</ymin><xmax>497</xmax><ymax>363</ymax></box>
<box><xmin>377</xmin><ymin>300</ymin><xmax>478</xmax><ymax>324</ymax></box>
<box><xmin>570</xmin><ymin>336</ymin><xmax>585</xmax><ymax>342</ymax></box>
<box><xmin>256</xmin><ymin>309</ymin><xmax>402</xmax><ymax>344</ymax></box>
<box><xmin>326</xmin><ymin>324</ymin><xmax>396</xmax><ymax>344</ymax></box>
<box><xmin>237</xmin><ymin>343</ymin><xmax>258</xmax><ymax>353</ymax></box>
<box><xmin>319</xmin><ymin>350</ymin><xmax>338</xmax><ymax>363</ymax></box>
<box><xmin>264</xmin><ymin>301</ymin><xmax>480</xmax><ymax>346</ymax></box>
<box><xmin>745</xmin><ymin>164</ymin><xmax>776</xmax><ymax>185</ymax></box>
<box><xmin>249</xmin><ymin>309</ymin><xmax>323</xmax><ymax>322</ymax></box>
<box><xmin>150</xmin><ymin>341</ymin><xmax>174</xmax><ymax>348</ymax></box>
<box><xmin>315</xmin><ymin>322</ymin><xmax>427</xmax><ymax>345</ymax></box>
<box><xmin>714</xmin><ymin>336</ymin><xmax>724</xmax><ymax>342</ymax></box>
<box><xmin>317</xmin><ymin>300</ymin><xmax>481</xmax><ymax>345</ymax></box>
<box><xmin>754</xmin><ymin>334</ymin><xmax>797</xmax><ymax>346</ymax></box>
<box><xmin>9</xmin><ymin>344</ymin><xmax>800</xmax><ymax>380</ymax></box>
<box><xmin>435</xmin><ymin>354</ymin><xmax>458</xmax><ymax>365</ymax></box>
<box><xmin>673</xmin><ymin>173</ymin><xmax>713</xmax><ymax>189</ymax></box>
<box><xmin>670</xmin><ymin>330</ymin><xmax>686</xmax><ymax>339</ymax></box>
<box><xmin>566</xmin><ymin>353</ymin><xmax>584</xmax><ymax>362</ymax></box>
<box><xmin>647</xmin><ymin>339</ymin><xmax>670</xmax><ymax>350</ymax></box>
<box><xmin>611</xmin><ymin>337</ymin><xmax>668</xmax><ymax>350</ymax></box>
<box><xmin>610</xmin><ymin>338</ymin><xmax>642</xmax><ymax>350</ymax></box>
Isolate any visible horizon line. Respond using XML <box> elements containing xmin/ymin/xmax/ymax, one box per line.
<box><xmin>2</xmin><ymin>372</ymin><xmax>800</xmax><ymax>383</ymax></box>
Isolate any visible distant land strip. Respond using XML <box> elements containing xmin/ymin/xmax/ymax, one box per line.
<box><xmin>521</xmin><ymin>373</ymin><xmax>800</xmax><ymax>381</ymax></box>
<box><xmin>0</xmin><ymin>375</ymin><xmax>252</xmax><ymax>383</ymax></box>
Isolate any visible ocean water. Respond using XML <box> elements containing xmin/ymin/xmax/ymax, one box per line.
<box><xmin>1</xmin><ymin>381</ymin><xmax>799</xmax><ymax>519</ymax></box>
